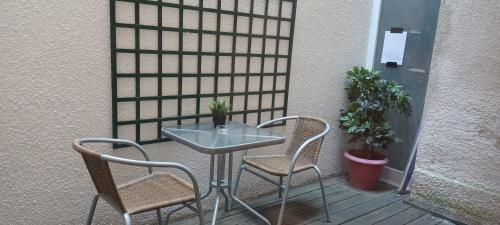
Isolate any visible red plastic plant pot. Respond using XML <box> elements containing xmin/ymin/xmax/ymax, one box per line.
<box><xmin>344</xmin><ymin>149</ymin><xmax>388</xmax><ymax>190</ymax></box>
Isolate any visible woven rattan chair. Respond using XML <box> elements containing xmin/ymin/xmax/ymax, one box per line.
<box><xmin>73</xmin><ymin>138</ymin><xmax>204</xmax><ymax>225</ymax></box>
<box><xmin>233</xmin><ymin>116</ymin><xmax>331</xmax><ymax>225</ymax></box>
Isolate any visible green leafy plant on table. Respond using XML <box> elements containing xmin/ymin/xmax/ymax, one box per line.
<box><xmin>209</xmin><ymin>98</ymin><xmax>231</xmax><ymax>127</ymax></box>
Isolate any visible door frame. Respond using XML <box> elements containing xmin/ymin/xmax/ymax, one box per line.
<box><xmin>365</xmin><ymin>0</ymin><xmax>383</xmax><ymax>69</ymax></box>
<box><xmin>364</xmin><ymin>0</ymin><xmax>406</xmax><ymax>187</ymax></box>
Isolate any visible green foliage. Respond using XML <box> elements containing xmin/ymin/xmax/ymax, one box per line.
<box><xmin>339</xmin><ymin>67</ymin><xmax>412</xmax><ymax>154</ymax></box>
<box><xmin>209</xmin><ymin>98</ymin><xmax>231</xmax><ymax>118</ymax></box>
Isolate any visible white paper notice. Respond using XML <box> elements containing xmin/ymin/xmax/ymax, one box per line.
<box><xmin>381</xmin><ymin>31</ymin><xmax>408</xmax><ymax>65</ymax></box>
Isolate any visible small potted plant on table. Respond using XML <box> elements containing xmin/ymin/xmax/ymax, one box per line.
<box><xmin>209</xmin><ymin>98</ymin><xmax>230</xmax><ymax>127</ymax></box>
<box><xmin>340</xmin><ymin>67</ymin><xmax>412</xmax><ymax>190</ymax></box>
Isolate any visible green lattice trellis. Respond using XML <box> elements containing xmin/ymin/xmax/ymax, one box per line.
<box><xmin>110</xmin><ymin>0</ymin><xmax>297</xmax><ymax>146</ymax></box>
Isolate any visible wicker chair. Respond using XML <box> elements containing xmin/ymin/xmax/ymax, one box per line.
<box><xmin>72</xmin><ymin>138</ymin><xmax>204</xmax><ymax>225</ymax></box>
<box><xmin>233</xmin><ymin>116</ymin><xmax>331</xmax><ymax>225</ymax></box>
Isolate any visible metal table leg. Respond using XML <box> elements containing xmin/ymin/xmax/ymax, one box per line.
<box><xmin>172</xmin><ymin>153</ymin><xmax>270</xmax><ymax>225</ymax></box>
<box><xmin>211</xmin><ymin>154</ymin><xmax>226</xmax><ymax>225</ymax></box>
<box><xmin>211</xmin><ymin>191</ymin><xmax>222</xmax><ymax>225</ymax></box>
<box><xmin>226</xmin><ymin>153</ymin><xmax>233</xmax><ymax>211</ymax></box>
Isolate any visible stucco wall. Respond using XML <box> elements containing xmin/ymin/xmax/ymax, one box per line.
<box><xmin>0</xmin><ymin>0</ymin><xmax>372</xmax><ymax>224</ymax></box>
<box><xmin>411</xmin><ymin>0</ymin><xmax>500</xmax><ymax>224</ymax></box>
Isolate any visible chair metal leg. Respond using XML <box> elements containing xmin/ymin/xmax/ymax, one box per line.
<box><xmin>156</xmin><ymin>209</ymin><xmax>163</xmax><ymax>225</ymax></box>
<box><xmin>166</xmin><ymin>155</ymin><xmax>215</xmax><ymax>224</ymax></box>
<box><xmin>278</xmin><ymin>176</ymin><xmax>283</xmax><ymax>198</ymax></box>
<box><xmin>165</xmin><ymin>205</ymin><xmax>182</xmax><ymax>225</ymax></box>
<box><xmin>232</xmin><ymin>164</ymin><xmax>244</xmax><ymax>196</ymax></box>
<box><xmin>195</xmin><ymin>195</ymin><xmax>205</xmax><ymax>225</ymax></box>
<box><xmin>228</xmin><ymin>168</ymin><xmax>272</xmax><ymax>225</ymax></box>
<box><xmin>313</xmin><ymin>166</ymin><xmax>331</xmax><ymax>223</ymax></box>
<box><xmin>86</xmin><ymin>194</ymin><xmax>100</xmax><ymax>225</ymax></box>
<box><xmin>276</xmin><ymin>175</ymin><xmax>293</xmax><ymax>225</ymax></box>
<box><xmin>123</xmin><ymin>213</ymin><xmax>131</xmax><ymax>225</ymax></box>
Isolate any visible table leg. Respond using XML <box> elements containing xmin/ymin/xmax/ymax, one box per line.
<box><xmin>211</xmin><ymin>154</ymin><xmax>228</xmax><ymax>224</ymax></box>
<box><xmin>211</xmin><ymin>191</ymin><xmax>221</xmax><ymax>225</ymax></box>
<box><xmin>203</xmin><ymin>154</ymin><xmax>215</xmax><ymax>199</ymax></box>
<box><xmin>226</xmin><ymin>152</ymin><xmax>233</xmax><ymax>211</ymax></box>
<box><xmin>218</xmin><ymin>154</ymin><xmax>230</xmax><ymax>211</ymax></box>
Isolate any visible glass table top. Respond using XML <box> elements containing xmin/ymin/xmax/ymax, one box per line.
<box><xmin>161</xmin><ymin>121</ymin><xmax>285</xmax><ymax>154</ymax></box>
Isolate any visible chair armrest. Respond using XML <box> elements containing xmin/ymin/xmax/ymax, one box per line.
<box><xmin>78</xmin><ymin>138</ymin><xmax>152</xmax><ymax>173</ymax></box>
<box><xmin>239</xmin><ymin>116</ymin><xmax>298</xmax><ymax>159</ymax></box>
<box><xmin>256</xmin><ymin>116</ymin><xmax>299</xmax><ymax>128</ymax></box>
<box><xmin>100</xmin><ymin>154</ymin><xmax>202</xmax><ymax>198</ymax></box>
<box><xmin>287</xmin><ymin>122</ymin><xmax>330</xmax><ymax>176</ymax></box>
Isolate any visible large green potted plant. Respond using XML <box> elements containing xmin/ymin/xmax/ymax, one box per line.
<box><xmin>339</xmin><ymin>66</ymin><xmax>412</xmax><ymax>190</ymax></box>
<box><xmin>209</xmin><ymin>98</ymin><xmax>230</xmax><ymax>127</ymax></box>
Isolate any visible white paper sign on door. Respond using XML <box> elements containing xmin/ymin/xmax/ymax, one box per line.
<box><xmin>381</xmin><ymin>31</ymin><xmax>408</xmax><ymax>65</ymax></box>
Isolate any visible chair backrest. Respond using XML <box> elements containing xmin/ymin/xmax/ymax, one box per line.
<box><xmin>72</xmin><ymin>140</ymin><xmax>126</xmax><ymax>213</ymax></box>
<box><xmin>285</xmin><ymin>117</ymin><xmax>328</xmax><ymax>163</ymax></box>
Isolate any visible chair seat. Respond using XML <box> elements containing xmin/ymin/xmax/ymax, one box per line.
<box><xmin>243</xmin><ymin>155</ymin><xmax>315</xmax><ymax>176</ymax></box>
<box><xmin>118</xmin><ymin>173</ymin><xmax>195</xmax><ymax>214</ymax></box>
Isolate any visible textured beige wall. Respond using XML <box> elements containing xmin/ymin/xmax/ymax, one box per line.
<box><xmin>0</xmin><ymin>0</ymin><xmax>372</xmax><ymax>224</ymax></box>
<box><xmin>411</xmin><ymin>0</ymin><xmax>500</xmax><ymax>224</ymax></box>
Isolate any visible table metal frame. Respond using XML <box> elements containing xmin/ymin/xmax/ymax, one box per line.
<box><xmin>162</xmin><ymin>123</ymin><xmax>284</xmax><ymax>225</ymax></box>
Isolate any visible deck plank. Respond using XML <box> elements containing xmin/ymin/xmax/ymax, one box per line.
<box><xmin>406</xmin><ymin>213</ymin><xmax>444</xmax><ymax>225</ymax></box>
<box><xmin>258</xmin><ymin>183</ymin><xmax>395</xmax><ymax>225</ymax></box>
<box><xmin>180</xmin><ymin>182</ymin><xmax>391</xmax><ymax>225</ymax></box>
<box><xmin>219</xmin><ymin>179</ymin><xmax>369</xmax><ymax>225</ymax></box>
<box><xmin>231</xmin><ymin>187</ymin><xmax>359</xmax><ymax>225</ymax></box>
<box><xmin>310</xmin><ymin>191</ymin><xmax>407</xmax><ymax>225</ymax></box>
<box><xmin>341</xmin><ymin>200</ymin><xmax>411</xmax><ymax>225</ymax></box>
<box><xmin>437</xmin><ymin>220</ymin><xmax>457</xmax><ymax>225</ymax></box>
<box><xmin>170</xmin><ymin>175</ymin><xmax>346</xmax><ymax>225</ymax></box>
<box><xmin>169</xmin><ymin>175</ymin><xmax>459</xmax><ymax>225</ymax></box>
<box><xmin>372</xmin><ymin>207</ymin><xmax>426</xmax><ymax>225</ymax></box>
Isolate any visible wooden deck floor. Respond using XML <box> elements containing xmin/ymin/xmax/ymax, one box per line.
<box><xmin>171</xmin><ymin>175</ymin><xmax>456</xmax><ymax>225</ymax></box>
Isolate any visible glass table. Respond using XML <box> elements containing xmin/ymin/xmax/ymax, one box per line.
<box><xmin>161</xmin><ymin>121</ymin><xmax>285</xmax><ymax>225</ymax></box>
